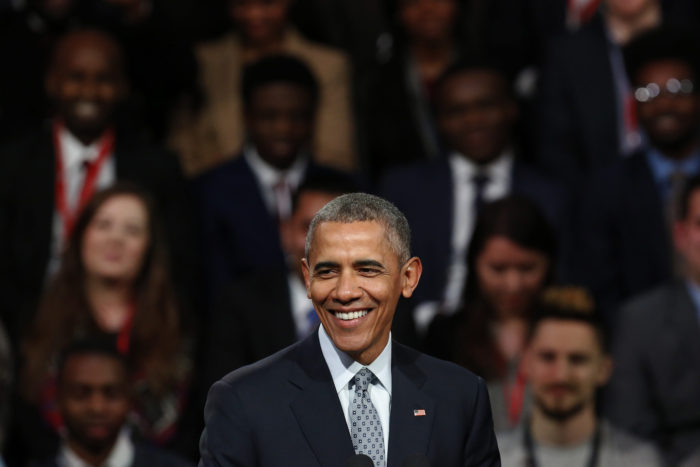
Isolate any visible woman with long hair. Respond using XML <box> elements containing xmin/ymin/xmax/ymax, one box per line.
<box><xmin>425</xmin><ymin>195</ymin><xmax>556</xmax><ymax>431</ymax></box>
<box><xmin>21</xmin><ymin>182</ymin><xmax>190</xmax><ymax>445</ymax></box>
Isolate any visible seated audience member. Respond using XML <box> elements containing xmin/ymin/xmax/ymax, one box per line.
<box><xmin>425</xmin><ymin>196</ymin><xmax>556</xmax><ymax>431</ymax></box>
<box><xmin>536</xmin><ymin>0</ymin><xmax>699</xmax><ymax>187</ymax></box>
<box><xmin>605</xmin><ymin>174</ymin><xmax>700</xmax><ymax>465</ymax></box>
<box><xmin>381</xmin><ymin>59</ymin><xmax>565</xmax><ymax>331</ymax></box>
<box><xmin>196</xmin><ymin>55</ymin><xmax>357</xmax><ymax>305</ymax></box>
<box><xmin>362</xmin><ymin>0</ymin><xmax>467</xmax><ymax>179</ymax></box>
<box><xmin>30</xmin><ymin>339</ymin><xmax>192</xmax><ymax>467</ymax></box>
<box><xmin>199</xmin><ymin>171</ymin><xmax>359</xmax><ymax>390</ymax></box>
<box><xmin>499</xmin><ymin>291</ymin><xmax>663</xmax><ymax>467</ymax></box>
<box><xmin>578</xmin><ymin>27</ymin><xmax>700</xmax><ymax>320</ymax></box>
<box><xmin>0</xmin><ymin>28</ymin><xmax>195</xmax><ymax>346</ymax></box>
<box><xmin>18</xmin><ymin>184</ymin><xmax>191</xmax><ymax>459</ymax></box>
<box><xmin>170</xmin><ymin>0</ymin><xmax>355</xmax><ymax>175</ymax></box>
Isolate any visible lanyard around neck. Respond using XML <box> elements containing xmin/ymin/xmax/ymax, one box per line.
<box><xmin>52</xmin><ymin>120</ymin><xmax>115</xmax><ymax>240</ymax></box>
<box><xmin>523</xmin><ymin>418</ymin><xmax>602</xmax><ymax>467</ymax></box>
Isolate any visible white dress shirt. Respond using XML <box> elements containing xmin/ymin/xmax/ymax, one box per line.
<box><xmin>243</xmin><ymin>144</ymin><xmax>308</xmax><ymax>220</ymax></box>
<box><xmin>318</xmin><ymin>325</ymin><xmax>392</xmax><ymax>453</ymax></box>
<box><xmin>46</xmin><ymin>127</ymin><xmax>116</xmax><ymax>279</ymax></box>
<box><xmin>58</xmin><ymin>428</ymin><xmax>134</xmax><ymax>467</ymax></box>
<box><xmin>288</xmin><ymin>272</ymin><xmax>316</xmax><ymax>338</ymax></box>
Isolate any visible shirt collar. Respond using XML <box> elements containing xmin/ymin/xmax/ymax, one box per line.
<box><xmin>448</xmin><ymin>149</ymin><xmax>514</xmax><ymax>182</ymax></box>
<box><xmin>318</xmin><ymin>325</ymin><xmax>392</xmax><ymax>397</ymax></box>
<box><xmin>645</xmin><ymin>145</ymin><xmax>700</xmax><ymax>186</ymax></box>
<box><xmin>59</xmin><ymin>126</ymin><xmax>107</xmax><ymax>169</ymax></box>
<box><xmin>243</xmin><ymin>144</ymin><xmax>308</xmax><ymax>190</ymax></box>
<box><xmin>685</xmin><ymin>280</ymin><xmax>700</xmax><ymax>324</ymax></box>
<box><xmin>59</xmin><ymin>427</ymin><xmax>134</xmax><ymax>467</ymax></box>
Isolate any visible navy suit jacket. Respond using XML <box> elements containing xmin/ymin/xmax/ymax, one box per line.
<box><xmin>195</xmin><ymin>155</ymin><xmax>350</xmax><ymax>305</ymax></box>
<box><xmin>576</xmin><ymin>151</ymin><xmax>671</xmax><ymax>322</ymax></box>
<box><xmin>380</xmin><ymin>158</ymin><xmax>566</xmax><ymax>306</ymax></box>
<box><xmin>199</xmin><ymin>332</ymin><xmax>500</xmax><ymax>466</ymax></box>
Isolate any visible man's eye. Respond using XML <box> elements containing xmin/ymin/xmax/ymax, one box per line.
<box><xmin>359</xmin><ymin>268</ymin><xmax>380</xmax><ymax>276</ymax></box>
<box><xmin>315</xmin><ymin>269</ymin><xmax>335</xmax><ymax>278</ymax></box>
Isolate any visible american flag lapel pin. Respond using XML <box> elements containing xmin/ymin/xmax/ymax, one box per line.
<box><xmin>413</xmin><ymin>409</ymin><xmax>426</xmax><ymax>416</ymax></box>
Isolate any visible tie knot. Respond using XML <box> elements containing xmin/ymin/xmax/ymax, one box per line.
<box><xmin>352</xmin><ymin>368</ymin><xmax>374</xmax><ymax>392</ymax></box>
<box><xmin>472</xmin><ymin>172</ymin><xmax>490</xmax><ymax>188</ymax></box>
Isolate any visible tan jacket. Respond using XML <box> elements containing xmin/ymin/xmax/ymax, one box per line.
<box><xmin>170</xmin><ymin>29</ymin><xmax>356</xmax><ymax>176</ymax></box>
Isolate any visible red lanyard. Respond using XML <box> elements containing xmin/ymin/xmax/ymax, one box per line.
<box><xmin>52</xmin><ymin>120</ymin><xmax>115</xmax><ymax>240</ymax></box>
<box><xmin>116</xmin><ymin>302</ymin><xmax>137</xmax><ymax>355</ymax></box>
<box><xmin>506</xmin><ymin>363</ymin><xmax>527</xmax><ymax>427</ymax></box>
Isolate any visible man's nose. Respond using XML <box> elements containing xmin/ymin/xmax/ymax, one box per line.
<box><xmin>333</xmin><ymin>271</ymin><xmax>363</xmax><ymax>303</ymax></box>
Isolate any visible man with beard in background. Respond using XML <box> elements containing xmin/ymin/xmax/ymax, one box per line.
<box><xmin>498</xmin><ymin>292</ymin><xmax>662</xmax><ymax>467</ymax></box>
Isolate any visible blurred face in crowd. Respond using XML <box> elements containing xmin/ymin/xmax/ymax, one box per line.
<box><xmin>674</xmin><ymin>188</ymin><xmax>700</xmax><ymax>283</ymax></box>
<box><xmin>634</xmin><ymin>60</ymin><xmax>700</xmax><ymax>158</ymax></box>
<box><xmin>58</xmin><ymin>353</ymin><xmax>130</xmax><ymax>459</ymax></box>
<box><xmin>525</xmin><ymin>319</ymin><xmax>611</xmax><ymax>422</ymax></box>
<box><xmin>281</xmin><ymin>190</ymin><xmax>337</xmax><ymax>277</ymax></box>
<box><xmin>398</xmin><ymin>0</ymin><xmax>457</xmax><ymax>44</ymax></box>
<box><xmin>245</xmin><ymin>82</ymin><xmax>315</xmax><ymax>170</ymax></box>
<box><xmin>231</xmin><ymin>0</ymin><xmax>290</xmax><ymax>45</ymax></box>
<box><xmin>435</xmin><ymin>69</ymin><xmax>517</xmax><ymax>165</ymax></box>
<box><xmin>46</xmin><ymin>31</ymin><xmax>128</xmax><ymax>144</ymax></box>
<box><xmin>476</xmin><ymin>236</ymin><xmax>549</xmax><ymax>319</ymax></box>
<box><xmin>82</xmin><ymin>195</ymin><xmax>150</xmax><ymax>284</ymax></box>
<box><xmin>302</xmin><ymin>221</ymin><xmax>421</xmax><ymax>365</ymax></box>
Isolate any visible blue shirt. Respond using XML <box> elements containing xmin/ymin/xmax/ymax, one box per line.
<box><xmin>644</xmin><ymin>147</ymin><xmax>700</xmax><ymax>202</ymax></box>
<box><xmin>685</xmin><ymin>280</ymin><xmax>700</xmax><ymax>326</ymax></box>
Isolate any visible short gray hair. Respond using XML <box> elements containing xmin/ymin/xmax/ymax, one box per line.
<box><xmin>305</xmin><ymin>193</ymin><xmax>412</xmax><ymax>265</ymax></box>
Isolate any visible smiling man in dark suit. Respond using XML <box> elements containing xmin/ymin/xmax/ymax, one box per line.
<box><xmin>199</xmin><ymin>193</ymin><xmax>501</xmax><ymax>466</ymax></box>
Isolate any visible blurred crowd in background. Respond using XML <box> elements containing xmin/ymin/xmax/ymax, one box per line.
<box><xmin>2</xmin><ymin>0</ymin><xmax>700</xmax><ymax>465</ymax></box>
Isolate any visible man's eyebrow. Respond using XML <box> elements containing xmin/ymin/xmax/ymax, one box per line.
<box><xmin>353</xmin><ymin>259</ymin><xmax>384</xmax><ymax>269</ymax></box>
<box><xmin>313</xmin><ymin>261</ymin><xmax>339</xmax><ymax>272</ymax></box>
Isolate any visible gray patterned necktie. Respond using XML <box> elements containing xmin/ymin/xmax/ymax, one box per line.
<box><xmin>349</xmin><ymin>368</ymin><xmax>385</xmax><ymax>467</ymax></box>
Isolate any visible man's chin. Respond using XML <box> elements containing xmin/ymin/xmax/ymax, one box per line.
<box><xmin>534</xmin><ymin>398</ymin><xmax>586</xmax><ymax>422</ymax></box>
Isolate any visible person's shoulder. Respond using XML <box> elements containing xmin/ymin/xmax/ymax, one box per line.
<box><xmin>195</xmin><ymin>31</ymin><xmax>238</xmax><ymax>65</ymax></box>
<box><xmin>394</xmin><ymin>341</ymin><xmax>483</xmax><ymax>389</ymax></box>
<box><xmin>496</xmin><ymin>426</ymin><xmax>527</xmax><ymax>465</ymax></box>
<box><xmin>600</xmin><ymin>420</ymin><xmax>664</xmax><ymax>465</ymax></box>
<box><xmin>194</xmin><ymin>154</ymin><xmax>248</xmax><ymax>190</ymax></box>
<box><xmin>380</xmin><ymin>159</ymin><xmax>448</xmax><ymax>193</ymax></box>
<box><xmin>285</xmin><ymin>29</ymin><xmax>350</xmax><ymax>71</ymax></box>
<box><xmin>619</xmin><ymin>281</ymin><xmax>681</xmax><ymax>323</ymax></box>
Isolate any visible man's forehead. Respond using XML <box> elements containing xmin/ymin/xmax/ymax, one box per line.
<box><xmin>531</xmin><ymin>320</ymin><xmax>599</xmax><ymax>348</ymax></box>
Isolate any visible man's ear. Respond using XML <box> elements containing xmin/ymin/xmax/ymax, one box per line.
<box><xmin>400</xmin><ymin>257</ymin><xmax>422</xmax><ymax>298</ymax></box>
<box><xmin>301</xmin><ymin>258</ymin><xmax>311</xmax><ymax>298</ymax></box>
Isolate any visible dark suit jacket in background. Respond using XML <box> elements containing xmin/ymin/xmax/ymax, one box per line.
<box><xmin>605</xmin><ymin>280</ymin><xmax>700</xmax><ymax>466</ymax></box>
<box><xmin>576</xmin><ymin>151</ymin><xmax>671</xmax><ymax>324</ymax></box>
<box><xmin>0</xmin><ymin>124</ymin><xmax>198</xmax><ymax>344</ymax></box>
<box><xmin>380</xmin><ymin>158</ymin><xmax>567</xmax><ymax>307</ymax></box>
<box><xmin>199</xmin><ymin>331</ymin><xmax>501</xmax><ymax>466</ymax></box>
<box><xmin>195</xmin><ymin>154</ymin><xmax>354</xmax><ymax>307</ymax></box>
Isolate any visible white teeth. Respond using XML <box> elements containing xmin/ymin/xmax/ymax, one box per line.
<box><xmin>335</xmin><ymin>310</ymin><xmax>369</xmax><ymax>320</ymax></box>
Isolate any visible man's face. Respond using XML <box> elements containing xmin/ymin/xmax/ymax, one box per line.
<box><xmin>245</xmin><ymin>82</ymin><xmax>315</xmax><ymax>170</ymax></box>
<box><xmin>302</xmin><ymin>221</ymin><xmax>421</xmax><ymax>364</ymax></box>
<box><xmin>635</xmin><ymin>60</ymin><xmax>700</xmax><ymax>155</ymax></box>
<box><xmin>398</xmin><ymin>0</ymin><xmax>457</xmax><ymax>44</ymax></box>
<box><xmin>281</xmin><ymin>190</ymin><xmax>337</xmax><ymax>276</ymax></box>
<box><xmin>674</xmin><ymin>189</ymin><xmax>700</xmax><ymax>281</ymax></box>
<box><xmin>58</xmin><ymin>354</ymin><xmax>130</xmax><ymax>454</ymax></box>
<box><xmin>435</xmin><ymin>70</ymin><xmax>517</xmax><ymax>164</ymax></box>
<box><xmin>230</xmin><ymin>0</ymin><xmax>290</xmax><ymax>44</ymax></box>
<box><xmin>525</xmin><ymin>320</ymin><xmax>611</xmax><ymax>421</ymax></box>
<box><xmin>46</xmin><ymin>35</ymin><xmax>127</xmax><ymax>140</ymax></box>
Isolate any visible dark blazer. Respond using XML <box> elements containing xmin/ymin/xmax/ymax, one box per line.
<box><xmin>31</xmin><ymin>439</ymin><xmax>195</xmax><ymax>467</ymax></box>
<box><xmin>576</xmin><ymin>151</ymin><xmax>671</xmax><ymax>322</ymax></box>
<box><xmin>195</xmin><ymin>154</ymin><xmax>347</xmax><ymax>305</ymax></box>
<box><xmin>536</xmin><ymin>13</ymin><xmax>619</xmax><ymax>187</ymax></box>
<box><xmin>199</xmin><ymin>331</ymin><xmax>501</xmax><ymax>466</ymax></box>
<box><xmin>379</xmin><ymin>158</ymin><xmax>566</xmax><ymax>306</ymax></box>
<box><xmin>0</xmin><ymin>123</ymin><xmax>196</xmax><ymax>343</ymax></box>
<box><xmin>605</xmin><ymin>280</ymin><xmax>700</xmax><ymax>466</ymax></box>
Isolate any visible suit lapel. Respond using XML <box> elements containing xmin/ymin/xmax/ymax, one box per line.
<box><xmin>289</xmin><ymin>334</ymin><xmax>355</xmax><ymax>465</ymax></box>
<box><xmin>387</xmin><ymin>343</ymin><xmax>435</xmax><ymax>466</ymax></box>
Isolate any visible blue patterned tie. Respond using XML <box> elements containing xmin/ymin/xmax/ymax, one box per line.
<box><xmin>349</xmin><ymin>368</ymin><xmax>385</xmax><ymax>467</ymax></box>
